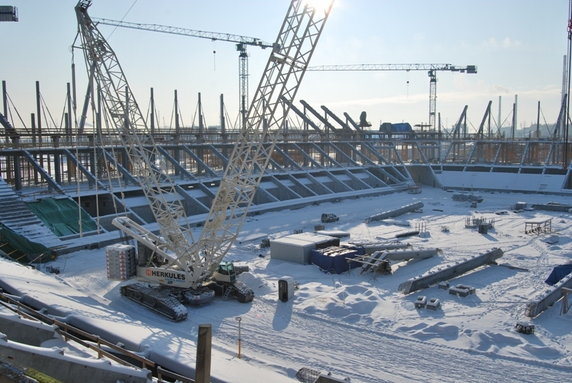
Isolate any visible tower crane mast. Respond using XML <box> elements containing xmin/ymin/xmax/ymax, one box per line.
<box><xmin>92</xmin><ymin>17</ymin><xmax>278</xmax><ymax>128</ymax></box>
<box><xmin>75</xmin><ymin>0</ymin><xmax>333</xmax><ymax>321</ymax></box>
<box><xmin>308</xmin><ymin>63</ymin><xmax>477</xmax><ymax>129</ymax></box>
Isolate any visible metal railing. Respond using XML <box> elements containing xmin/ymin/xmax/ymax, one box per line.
<box><xmin>0</xmin><ymin>290</ymin><xmax>195</xmax><ymax>383</ymax></box>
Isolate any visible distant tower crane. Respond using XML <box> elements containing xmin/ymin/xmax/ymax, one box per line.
<box><xmin>307</xmin><ymin>63</ymin><xmax>477</xmax><ymax>129</ymax></box>
<box><xmin>92</xmin><ymin>17</ymin><xmax>278</xmax><ymax>128</ymax></box>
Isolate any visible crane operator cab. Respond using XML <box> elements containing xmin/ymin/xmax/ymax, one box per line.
<box><xmin>213</xmin><ymin>261</ymin><xmax>237</xmax><ymax>283</ymax></box>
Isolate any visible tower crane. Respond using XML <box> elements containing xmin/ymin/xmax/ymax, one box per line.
<box><xmin>92</xmin><ymin>17</ymin><xmax>278</xmax><ymax>129</ymax></box>
<box><xmin>307</xmin><ymin>63</ymin><xmax>477</xmax><ymax>129</ymax></box>
<box><xmin>75</xmin><ymin>0</ymin><xmax>333</xmax><ymax>320</ymax></box>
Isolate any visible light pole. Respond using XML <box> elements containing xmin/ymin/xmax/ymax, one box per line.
<box><xmin>235</xmin><ymin>316</ymin><xmax>242</xmax><ymax>359</ymax></box>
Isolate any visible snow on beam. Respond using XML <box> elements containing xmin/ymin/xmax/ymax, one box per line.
<box><xmin>525</xmin><ymin>272</ymin><xmax>572</xmax><ymax>318</ymax></box>
<box><xmin>383</xmin><ymin>248</ymin><xmax>439</xmax><ymax>262</ymax></box>
<box><xmin>398</xmin><ymin>248</ymin><xmax>503</xmax><ymax>294</ymax></box>
<box><xmin>365</xmin><ymin>202</ymin><xmax>424</xmax><ymax>223</ymax></box>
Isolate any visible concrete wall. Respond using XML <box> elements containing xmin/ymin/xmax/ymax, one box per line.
<box><xmin>435</xmin><ymin>171</ymin><xmax>566</xmax><ymax>193</ymax></box>
<box><xmin>0</xmin><ymin>312</ymin><xmax>58</xmax><ymax>346</ymax></box>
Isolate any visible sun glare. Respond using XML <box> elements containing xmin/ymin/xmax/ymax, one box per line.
<box><xmin>301</xmin><ymin>0</ymin><xmax>335</xmax><ymax>13</ymax></box>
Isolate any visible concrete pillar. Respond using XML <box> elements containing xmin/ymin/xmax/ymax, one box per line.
<box><xmin>195</xmin><ymin>324</ymin><xmax>212</xmax><ymax>383</ymax></box>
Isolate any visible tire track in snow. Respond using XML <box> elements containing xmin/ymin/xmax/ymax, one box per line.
<box><xmin>207</xmin><ymin>298</ymin><xmax>572</xmax><ymax>383</ymax></box>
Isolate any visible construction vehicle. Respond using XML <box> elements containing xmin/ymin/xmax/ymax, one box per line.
<box><xmin>321</xmin><ymin>213</ymin><xmax>339</xmax><ymax>223</ymax></box>
<box><xmin>75</xmin><ymin>0</ymin><xmax>333</xmax><ymax>320</ymax></box>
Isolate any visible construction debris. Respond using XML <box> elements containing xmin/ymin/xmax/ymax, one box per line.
<box><xmin>438</xmin><ymin>281</ymin><xmax>450</xmax><ymax>290</ymax></box>
<box><xmin>426</xmin><ymin>298</ymin><xmax>441</xmax><ymax>310</ymax></box>
<box><xmin>355</xmin><ymin>251</ymin><xmax>390</xmax><ymax>274</ymax></box>
<box><xmin>524</xmin><ymin>218</ymin><xmax>552</xmax><ymax>235</ymax></box>
<box><xmin>415</xmin><ymin>296</ymin><xmax>441</xmax><ymax>310</ymax></box>
<box><xmin>465</xmin><ymin>217</ymin><xmax>495</xmax><ymax>230</ymax></box>
<box><xmin>296</xmin><ymin>367</ymin><xmax>349</xmax><ymax>383</ymax></box>
<box><xmin>531</xmin><ymin>202</ymin><xmax>572</xmax><ymax>212</ymax></box>
<box><xmin>452</xmin><ymin>193</ymin><xmax>483</xmax><ymax>203</ymax></box>
<box><xmin>415</xmin><ymin>296</ymin><xmax>427</xmax><ymax>308</ymax></box>
<box><xmin>395</xmin><ymin>230</ymin><xmax>420</xmax><ymax>239</ymax></box>
<box><xmin>515</xmin><ymin>322</ymin><xmax>535</xmax><ymax>335</ymax></box>
<box><xmin>352</xmin><ymin>248</ymin><xmax>438</xmax><ymax>275</ymax></box>
<box><xmin>260</xmin><ymin>238</ymin><xmax>271</xmax><ymax>248</ymax></box>
<box><xmin>513</xmin><ymin>201</ymin><xmax>527</xmax><ymax>211</ymax></box>
<box><xmin>449</xmin><ymin>284</ymin><xmax>476</xmax><ymax>297</ymax></box>
<box><xmin>296</xmin><ymin>367</ymin><xmax>321</xmax><ymax>383</ymax></box>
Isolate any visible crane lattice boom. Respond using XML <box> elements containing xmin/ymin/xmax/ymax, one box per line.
<box><xmin>75</xmin><ymin>0</ymin><xmax>334</xmax><ymax>289</ymax></box>
<box><xmin>76</xmin><ymin>0</ymin><xmax>196</xmax><ymax>277</ymax></box>
<box><xmin>197</xmin><ymin>0</ymin><xmax>334</xmax><ymax>276</ymax></box>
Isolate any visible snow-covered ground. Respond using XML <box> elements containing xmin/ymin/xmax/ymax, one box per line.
<box><xmin>1</xmin><ymin>186</ymin><xmax>572</xmax><ymax>382</ymax></box>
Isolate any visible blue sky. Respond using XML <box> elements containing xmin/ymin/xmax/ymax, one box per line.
<box><xmin>1</xmin><ymin>0</ymin><xmax>569</xmax><ymax>132</ymax></box>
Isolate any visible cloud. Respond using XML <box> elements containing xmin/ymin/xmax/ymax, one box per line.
<box><xmin>481</xmin><ymin>37</ymin><xmax>523</xmax><ymax>50</ymax></box>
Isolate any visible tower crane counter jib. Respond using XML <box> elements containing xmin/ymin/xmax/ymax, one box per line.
<box><xmin>75</xmin><ymin>0</ymin><xmax>334</xmax><ymax>321</ymax></box>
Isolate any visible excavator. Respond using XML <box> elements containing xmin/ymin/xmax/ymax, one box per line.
<box><xmin>74</xmin><ymin>0</ymin><xmax>333</xmax><ymax>320</ymax></box>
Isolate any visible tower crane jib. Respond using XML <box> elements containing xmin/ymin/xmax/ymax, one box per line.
<box><xmin>307</xmin><ymin>63</ymin><xmax>477</xmax><ymax>129</ymax></box>
<box><xmin>92</xmin><ymin>17</ymin><xmax>278</xmax><ymax>129</ymax></box>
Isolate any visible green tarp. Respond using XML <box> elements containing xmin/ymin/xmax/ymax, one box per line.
<box><xmin>0</xmin><ymin>224</ymin><xmax>53</xmax><ymax>263</ymax></box>
<box><xmin>26</xmin><ymin>197</ymin><xmax>97</xmax><ymax>237</ymax></box>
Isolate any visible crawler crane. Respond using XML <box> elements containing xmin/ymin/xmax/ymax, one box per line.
<box><xmin>75</xmin><ymin>0</ymin><xmax>333</xmax><ymax>320</ymax></box>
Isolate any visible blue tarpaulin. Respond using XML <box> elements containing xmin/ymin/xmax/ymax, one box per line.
<box><xmin>545</xmin><ymin>264</ymin><xmax>572</xmax><ymax>285</ymax></box>
<box><xmin>311</xmin><ymin>246</ymin><xmax>361</xmax><ymax>274</ymax></box>
<box><xmin>379</xmin><ymin>122</ymin><xmax>413</xmax><ymax>133</ymax></box>
<box><xmin>391</xmin><ymin>123</ymin><xmax>413</xmax><ymax>133</ymax></box>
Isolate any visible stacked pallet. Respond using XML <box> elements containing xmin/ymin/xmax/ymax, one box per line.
<box><xmin>106</xmin><ymin>244</ymin><xmax>136</xmax><ymax>280</ymax></box>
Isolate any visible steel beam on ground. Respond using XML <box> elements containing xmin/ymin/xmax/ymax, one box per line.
<box><xmin>398</xmin><ymin>248</ymin><xmax>504</xmax><ymax>294</ymax></box>
<box><xmin>365</xmin><ymin>202</ymin><xmax>424</xmax><ymax>223</ymax></box>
